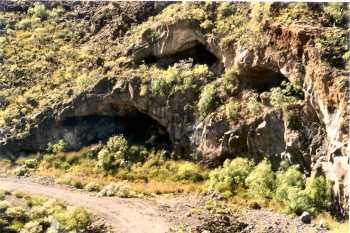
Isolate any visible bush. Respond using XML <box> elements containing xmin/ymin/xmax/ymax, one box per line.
<box><xmin>322</xmin><ymin>3</ymin><xmax>347</xmax><ymax>27</ymax></box>
<box><xmin>47</xmin><ymin>140</ymin><xmax>67</xmax><ymax>154</ymax></box>
<box><xmin>274</xmin><ymin>167</ymin><xmax>330</xmax><ymax>215</ymax></box>
<box><xmin>247</xmin><ymin>97</ymin><xmax>263</xmax><ymax>115</ymax></box>
<box><xmin>20</xmin><ymin>220</ymin><xmax>43</xmax><ymax>233</ymax></box>
<box><xmin>225</xmin><ymin>99</ymin><xmax>240</xmax><ymax>120</ymax></box>
<box><xmin>275</xmin><ymin>166</ymin><xmax>305</xmax><ymax>203</ymax></box>
<box><xmin>0</xmin><ymin>201</ymin><xmax>10</xmax><ymax>213</ymax></box>
<box><xmin>97</xmin><ymin>182</ymin><xmax>134</xmax><ymax>198</ymax></box>
<box><xmin>285</xmin><ymin>187</ymin><xmax>314</xmax><ymax>215</ymax></box>
<box><xmin>13</xmin><ymin>166</ymin><xmax>29</xmax><ymax>177</ymax></box>
<box><xmin>208</xmin><ymin>158</ymin><xmax>253</xmax><ymax>196</ymax></box>
<box><xmin>84</xmin><ymin>182</ymin><xmax>101</xmax><ymax>192</ymax></box>
<box><xmin>270</xmin><ymin>87</ymin><xmax>296</xmax><ymax>108</ymax></box>
<box><xmin>16</xmin><ymin>18</ymin><xmax>34</xmax><ymax>30</ymax></box>
<box><xmin>6</xmin><ymin>206</ymin><xmax>28</xmax><ymax>222</ymax></box>
<box><xmin>304</xmin><ymin>176</ymin><xmax>331</xmax><ymax>212</ymax></box>
<box><xmin>270</xmin><ymin>81</ymin><xmax>302</xmax><ymax>108</ymax></box>
<box><xmin>97</xmin><ymin>135</ymin><xmax>128</xmax><ymax>172</ymax></box>
<box><xmin>176</xmin><ymin>162</ymin><xmax>204</xmax><ymax>182</ymax></box>
<box><xmin>245</xmin><ymin>160</ymin><xmax>275</xmax><ymax>199</ymax></box>
<box><xmin>28</xmin><ymin>3</ymin><xmax>49</xmax><ymax>20</ymax></box>
<box><xmin>55</xmin><ymin>207</ymin><xmax>91</xmax><ymax>231</ymax></box>
<box><xmin>197</xmin><ymin>83</ymin><xmax>217</xmax><ymax>118</ymax></box>
<box><xmin>24</xmin><ymin>159</ymin><xmax>38</xmax><ymax>169</ymax></box>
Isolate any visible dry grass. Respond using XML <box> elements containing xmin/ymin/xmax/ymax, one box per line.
<box><xmin>130</xmin><ymin>180</ymin><xmax>204</xmax><ymax>195</ymax></box>
<box><xmin>314</xmin><ymin>212</ymin><xmax>349</xmax><ymax>233</ymax></box>
<box><xmin>31</xmin><ymin>149</ymin><xmax>206</xmax><ymax>196</ymax></box>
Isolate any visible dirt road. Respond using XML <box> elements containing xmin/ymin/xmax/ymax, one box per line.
<box><xmin>0</xmin><ymin>177</ymin><xmax>170</xmax><ymax>233</ymax></box>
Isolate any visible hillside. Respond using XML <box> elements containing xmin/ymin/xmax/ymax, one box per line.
<box><xmin>0</xmin><ymin>1</ymin><xmax>348</xmax><ymax>232</ymax></box>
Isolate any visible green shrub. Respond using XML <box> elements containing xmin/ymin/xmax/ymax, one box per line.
<box><xmin>0</xmin><ymin>201</ymin><xmax>10</xmax><ymax>213</ymax></box>
<box><xmin>84</xmin><ymin>182</ymin><xmax>101</xmax><ymax>192</ymax></box>
<box><xmin>247</xmin><ymin>97</ymin><xmax>263</xmax><ymax>115</ymax></box>
<box><xmin>285</xmin><ymin>188</ymin><xmax>314</xmax><ymax>215</ymax></box>
<box><xmin>29</xmin><ymin>206</ymin><xmax>47</xmax><ymax>219</ymax></box>
<box><xmin>16</xmin><ymin>18</ymin><xmax>35</xmax><ymax>30</ymax></box>
<box><xmin>28</xmin><ymin>3</ymin><xmax>49</xmax><ymax>20</ymax></box>
<box><xmin>245</xmin><ymin>160</ymin><xmax>275</xmax><ymax>199</ymax></box>
<box><xmin>127</xmin><ymin>145</ymin><xmax>148</xmax><ymax>163</ymax></box>
<box><xmin>276</xmin><ymin>3</ymin><xmax>315</xmax><ymax>25</ymax></box>
<box><xmin>197</xmin><ymin>83</ymin><xmax>217</xmax><ymax>118</ymax></box>
<box><xmin>55</xmin><ymin>207</ymin><xmax>91</xmax><ymax>231</ymax></box>
<box><xmin>304</xmin><ymin>175</ymin><xmax>331</xmax><ymax>212</ymax></box>
<box><xmin>97</xmin><ymin>182</ymin><xmax>134</xmax><ymax>198</ymax></box>
<box><xmin>97</xmin><ymin>148</ymin><xmax>116</xmax><ymax>171</ymax></box>
<box><xmin>322</xmin><ymin>3</ymin><xmax>347</xmax><ymax>27</ymax></box>
<box><xmin>97</xmin><ymin>135</ymin><xmax>128</xmax><ymax>172</ymax></box>
<box><xmin>270</xmin><ymin>81</ymin><xmax>302</xmax><ymax>108</ymax></box>
<box><xmin>24</xmin><ymin>159</ymin><xmax>38</xmax><ymax>169</ymax></box>
<box><xmin>20</xmin><ymin>220</ymin><xmax>43</xmax><ymax>233</ymax></box>
<box><xmin>225</xmin><ymin>99</ymin><xmax>240</xmax><ymax>120</ymax></box>
<box><xmin>176</xmin><ymin>162</ymin><xmax>204</xmax><ymax>182</ymax></box>
<box><xmin>275</xmin><ymin>166</ymin><xmax>305</xmax><ymax>203</ymax></box>
<box><xmin>208</xmin><ymin>158</ymin><xmax>253</xmax><ymax>196</ymax></box>
<box><xmin>13</xmin><ymin>166</ymin><xmax>29</xmax><ymax>177</ymax></box>
<box><xmin>274</xmin><ymin>167</ymin><xmax>330</xmax><ymax>215</ymax></box>
<box><xmin>6</xmin><ymin>206</ymin><xmax>28</xmax><ymax>222</ymax></box>
<box><xmin>47</xmin><ymin>140</ymin><xmax>67</xmax><ymax>154</ymax></box>
<box><xmin>106</xmin><ymin>135</ymin><xmax>128</xmax><ymax>153</ymax></box>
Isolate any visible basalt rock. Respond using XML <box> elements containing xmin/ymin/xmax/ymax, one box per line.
<box><xmin>0</xmin><ymin>4</ymin><xmax>348</xmax><ymax>215</ymax></box>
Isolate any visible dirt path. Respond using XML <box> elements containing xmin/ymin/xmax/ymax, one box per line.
<box><xmin>0</xmin><ymin>177</ymin><xmax>170</xmax><ymax>233</ymax></box>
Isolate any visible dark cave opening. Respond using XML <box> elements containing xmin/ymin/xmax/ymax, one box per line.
<box><xmin>59</xmin><ymin>112</ymin><xmax>172</xmax><ymax>151</ymax></box>
<box><xmin>238</xmin><ymin>68</ymin><xmax>289</xmax><ymax>93</ymax></box>
<box><xmin>143</xmin><ymin>43</ymin><xmax>220</xmax><ymax>70</ymax></box>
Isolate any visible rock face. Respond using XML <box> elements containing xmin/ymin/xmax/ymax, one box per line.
<box><xmin>0</xmin><ymin>3</ymin><xmax>348</xmax><ymax>215</ymax></box>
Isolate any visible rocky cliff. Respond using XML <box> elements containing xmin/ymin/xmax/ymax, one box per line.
<box><xmin>0</xmin><ymin>2</ymin><xmax>348</xmax><ymax>215</ymax></box>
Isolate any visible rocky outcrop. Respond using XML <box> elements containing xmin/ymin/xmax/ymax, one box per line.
<box><xmin>0</xmin><ymin>7</ymin><xmax>348</xmax><ymax>215</ymax></box>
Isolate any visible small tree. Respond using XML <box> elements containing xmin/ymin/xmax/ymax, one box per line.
<box><xmin>304</xmin><ymin>175</ymin><xmax>331</xmax><ymax>212</ymax></box>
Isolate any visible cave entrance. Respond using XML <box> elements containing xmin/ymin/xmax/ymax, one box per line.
<box><xmin>143</xmin><ymin>43</ymin><xmax>221</xmax><ymax>72</ymax></box>
<box><xmin>59</xmin><ymin>111</ymin><xmax>171</xmax><ymax>151</ymax></box>
<box><xmin>238</xmin><ymin>68</ymin><xmax>288</xmax><ymax>93</ymax></box>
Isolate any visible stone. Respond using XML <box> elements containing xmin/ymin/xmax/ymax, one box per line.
<box><xmin>299</xmin><ymin>212</ymin><xmax>311</xmax><ymax>224</ymax></box>
<box><xmin>319</xmin><ymin>219</ymin><xmax>327</xmax><ymax>229</ymax></box>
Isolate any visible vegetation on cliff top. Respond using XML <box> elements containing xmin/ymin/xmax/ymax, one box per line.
<box><xmin>0</xmin><ymin>2</ymin><xmax>347</xmax><ymax>129</ymax></box>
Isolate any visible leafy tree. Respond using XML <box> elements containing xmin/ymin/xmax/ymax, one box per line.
<box><xmin>208</xmin><ymin>158</ymin><xmax>253</xmax><ymax>196</ymax></box>
<box><xmin>246</xmin><ymin>160</ymin><xmax>275</xmax><ymax>198</ymax></box>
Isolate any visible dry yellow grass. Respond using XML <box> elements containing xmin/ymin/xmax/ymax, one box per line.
<box><xmin>314</xmin><ymin>212</ymin><xmax>349</xmax><ymax>233</ymax></box>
